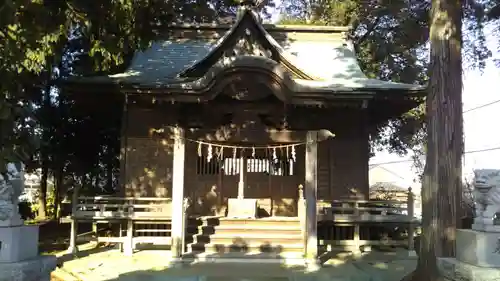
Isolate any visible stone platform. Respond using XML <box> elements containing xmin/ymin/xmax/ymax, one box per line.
<box><xmin>0</xmin><ymin>224</ymin><xmax>56</xmax><ymax>281</ymax></box>
<box><xmin>0</xmin><ymin>255</ymin><xmax>56</xmax><ymax>281</ymax></box>
<box><xmin>456</xmin><ymin>229</ymin><xmax>500</xmax><ymax>268</ymax></box>
<box><xmin>438</xmin><ymin>258</ymin><xmax>500</xmax><ymax>281</ymax></box>
<box><xmin>0</xmin><ymin>225</ymin><xmax>39</xmax><ymax>262</ymax></box>
<box><xmin>438</xmin><ymin>229</ymin><xmax>500</xmax><ymax>281</ymax></box>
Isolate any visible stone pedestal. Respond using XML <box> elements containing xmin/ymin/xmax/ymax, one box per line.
<box><xmin>438</xmin><ymin>229</ymin><xmax>500</xmax><ymax>281</ymax></box>
<box><xmin>0</xmin><ymin>255</ymin><xmax>56</xmax><ymax>281</ymax></box>
<box><xmin>0</xmin><ymin>215</ymin><xmax>23</xmax><ymax>227</ymax></box>
<box><xmin>0</xmin><ymin>225</ymin><xmax>39</xmax><ymax>263</ymax></box>
<box><xmin>227</xmin><ymin>198</ymin><xmax>257</xmax><ymax>218</ymax></box>
<box><xmin>456</xmin><ymin>229</ymin><xmax>500</xmax><ymax>268</ymax></box>
<box><xmin>0</xmin><ymin>225</ymin><xmax>56</xmax><ymax>281</ymax></box>
<box><xmin>439</xmin><ymin>257</ymin><xmax>500</xmax><ymax>281</ymax></box>
<box><xmin>472</xmin><ymin>223</ymin><xmax>500</xmax><ymax>233</ymax></box>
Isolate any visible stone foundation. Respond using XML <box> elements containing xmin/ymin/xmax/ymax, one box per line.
<box><xmin>456</xmin><ymin>229</ymin><xmax>500</xmax><ymax>268</ymax></box>
<box><xmin>438</xmin><ymin>229</ymin><xmax>500</xmax><ymax>281</ymax></box>
<box><xmin>0</xmin><ymin>225</ymin><xmax>39</xmax><ymax>263</ymax></box>
<box><xmin>471</xmin><ymin>223</ymin><xmax>500</xmax><ymax>233</ymax></box>
<box><xmin>438</xmin><ymin>257</ymin><xmax>500</xmax><ymax>281</ymax></box>
<box><xmin>0</xmin><ymin>255</ymin><xmax>56</xmax><ymax>281</ymax></box>
<box><xmin>0</xmin><ymin>224</ymin><xmax>57</xmax><ymax>281</ymax></box>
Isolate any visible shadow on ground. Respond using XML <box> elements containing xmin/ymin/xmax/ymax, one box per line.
<box><xmin>54</xmin><ymin>246</ymin><xmax>416</xmax><ymax>281</ymax></box>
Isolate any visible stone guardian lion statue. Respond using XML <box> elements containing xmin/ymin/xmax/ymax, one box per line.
<box><xmin>0</xmin><ymin>162</ymin><xmax>24</xmax><ymax>226</ymax></box>
<box><xmin>473</xmin><ymin>169</ymin><xmax>500</xmax><ymax>229</ymax></box>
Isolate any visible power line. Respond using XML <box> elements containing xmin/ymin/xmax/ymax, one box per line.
<box><xmin>370</xmin><ymin>146</ymin><xmax>500</xmax><ymax>166</ymax></box>
<box><xmin>369</xmin><ymin>99</ymin><xmax>500</xmax><ymax>166</ymax></box>
<box><xmin>463</xmin><ymin>99</ymin><xmax>500</xmax><ymax>113</ymax></box>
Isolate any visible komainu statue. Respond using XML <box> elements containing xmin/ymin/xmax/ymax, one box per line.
<box><xmin>472</xmin><ymin>169</ymin><xmax>500</xmax><ymax>231</ymax></box>
<box><xmin>0</xmin><ymin>162</ymin><xmax>24</xmax><ymax>226</ymax></box>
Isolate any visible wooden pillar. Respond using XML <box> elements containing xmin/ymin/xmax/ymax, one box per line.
<box><xmin>353</xmin><ymin>202</ymin><xmax>361</xmax><ymax>253</ymax></box>
<box><xmin>68</xmin><ymin>219</ymin><xmax>78</xmax><ymax>255</ymax></box>
<box><xmin>407</xmin><ymin>187</ymin><xmax>415</xmax><ymax>252</ymax></box>
<box><xmin>123</xmin><ymin>201</ymin><xmax>134</xmax><ymax>255</ymax></box>
<box><xmin>237</xmin><ymin>156</ymin><xmax>246</xmax><ymax>199</ymax></box>
<box><xmin>297</xmin><ymin>184</ymin><xmax>306</xmax><ymax>253</ymax></box>
<box><xmin>305</xmin><ymin>131</ymin><xmax>318</xmax><ymax>261</ymax></box>
<box><xmin>67</xmin><ymin>186</ymin><xmax>80</xmax><ymax>255</ymax></box>
<box><xmin>171</xmin><ymin>127</ymin><xmax>186</xmax><ymax>259</ymax></box>
<box><xmin>119</xmin><ymin>222</ymin><xmax>123</xmax><ymax>252</ymax></box>
<box><xmin>124</xmin><ymin>217</ymin><xmax>134</xmax><ymax>256</ymax></box>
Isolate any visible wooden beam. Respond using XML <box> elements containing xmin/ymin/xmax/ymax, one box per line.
<box><xmin>171</xmin><ymin>127</ymin><xmax>186</xmax><ymax>259</ymax></box>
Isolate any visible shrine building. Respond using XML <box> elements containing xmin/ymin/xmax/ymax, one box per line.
<box><xmin>62</xmin><ymin>1</ymin><xmax>424</xmax><ymax>265</ymax></box>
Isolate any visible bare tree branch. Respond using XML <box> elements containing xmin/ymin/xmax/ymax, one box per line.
<box><xmin>355</xmin><ymin>16</ymin><xmax>381</xmax><ymax>46</ymax></box>
<box><xmin>487</xmin><ymin>3</ymin><xmax>500</xmax><ymax>19</ymax></box>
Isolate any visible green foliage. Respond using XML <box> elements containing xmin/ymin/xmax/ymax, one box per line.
<box><xmin>279</xmin><ymin>0</ymin><xmax>494</xmax><ymax>168</ymax></box>
<box><xmin>0</xmin><ymin>0</ymin><xmax>494</xmax><ymax>199</ymax></box>
<box><xmin>30</xmin><ymin>185</ymin><xmax>56</xmax><ymax>218</ymax></box>
<box><xmin>0</xmin><ymin>1</ymin><xmax>68</xmax><ymax>172</ymax></box>
<box><xmin>1</xmin><ymin>0</ymin><xmax>274</xmax><ymax>204</ymax></box>
<box><xmin>18</xmin><ymin>201</ymin><xmax>36</xmax><ymax>220</ymax></box>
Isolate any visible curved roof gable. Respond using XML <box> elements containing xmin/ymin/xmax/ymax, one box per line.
<box><xmin>178</xmin><ymin>8</ymin><xmax>317</xmax><ymax>81</ymax></box>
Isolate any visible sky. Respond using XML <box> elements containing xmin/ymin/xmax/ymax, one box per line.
<box><xmin>370</xmin><ymin>27</ymin><xmax>500</xmax><ymax>189</ymax></box>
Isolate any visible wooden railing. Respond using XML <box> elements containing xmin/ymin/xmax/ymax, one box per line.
<box><xmin>317</xmin><ymin>188</ymin><xmax>419</xmax><ymax>252</ymax></box>
<box><xmin>68</xmin><ymin>196</ymin><xmax>175</xmax><ymax>256</ymax></box>
<box><xmin>73</xmin><ymin>196</ymin><xmax>172</xmax><ymax>220</ymax></box>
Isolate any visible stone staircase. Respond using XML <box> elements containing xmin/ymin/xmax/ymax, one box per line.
<box><xmin>184</xmin><ymin>217</ymin><xmax>305</xmax><ymax>260</ymax></box>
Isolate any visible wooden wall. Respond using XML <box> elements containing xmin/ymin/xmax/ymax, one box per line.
<box><xmin>119</xmin><ymin>105</ymin><xmax>370</xmax><ymax>212</ymax></box>
<box><xmin>317</xmin><ymin>135</ymin><xmax>370</xmax><ymax>201</ymax></box>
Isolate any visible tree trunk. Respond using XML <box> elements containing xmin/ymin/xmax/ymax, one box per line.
<box><xmin>53</xmin><ymin>162</ymin><xmax>63</xmax><ymax>220</ymax></box>
<box><xmin>93</xmin><ymin>167</ymin><xmax>99</xmax><ymax>193</ymax></box>
<box><xmin>38</xmin><ymin>161</ymin><xmax>48</xmax><ymax>219</ymax></box>
<box><xmin>409</xmin><ymin>0</ymin><xmax>462</xmax><ymax>280</ymax></box>
<box><xmin>38</xmin><ymin>62</ymin><xmax>54</xmax><ymax>220</ymax></box>
<box><xmin>106</xmin><ymin>148</ymin><xmax>114</xmax><ymax>193</ymax></box>
<box><xmin>434</xmin><ymin>0</ymin><xmax>462</xmax><ymax>256</ymax></box>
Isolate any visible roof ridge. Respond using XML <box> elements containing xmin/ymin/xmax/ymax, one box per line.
<box><xmin>167</xmin><ymin>22</ymin><xmax>351</xmax><ymax>34</ymax></box>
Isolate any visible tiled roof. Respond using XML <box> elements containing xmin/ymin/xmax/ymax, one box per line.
<box><xmin>109</xmin><ymin>39</ymin><xmax>214</xmax><ymax>82</ymax></box>
<box><xmin>68</xmin><ymin>9</ymin><xmax>426</xmax><ymax>94</ymax></box>
<box><xmin>104</xmin><ymin>38</ymin><xmax>423</xmax><ymax>92</ymax></box>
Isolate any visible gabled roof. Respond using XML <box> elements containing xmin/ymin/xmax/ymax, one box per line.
<box><xmin>177</xmin><ymin>9</ymin><xmax>317</xmax><ymax>80</ymax></box>
<box><xmin>63</xmin><ymin>5</ymin><xmax>426</xmax><ymax>100</ymax></box>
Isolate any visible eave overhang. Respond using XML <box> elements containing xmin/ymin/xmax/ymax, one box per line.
<box><xmin>58</xmin><ymin>4</ymin><xmax>427</xmax><ymax>109</ymax></box>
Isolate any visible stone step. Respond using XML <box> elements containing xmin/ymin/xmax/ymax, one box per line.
<box><xmin>198</xmin><ymin>224</ymin><xmax>302</xmax><ymax>236</ymax></box>
<box><xmin>182</xmin><ymin>251</ymin><xmax>306</xmax><ymax>264</ymax></box>
<box><xmin>189</xmin><ymin>242</ymin><xmax>304</xmax><ymax>253</ymax></box>
<box><xmin>210</xmin><ymin>218</ymin><xmax>301</xmax><ymax>227</ymax></box>
<box><xmin>193</xmin><ymin>233</ymin><xmax>303</xmax><ymax>245</ymax></box>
